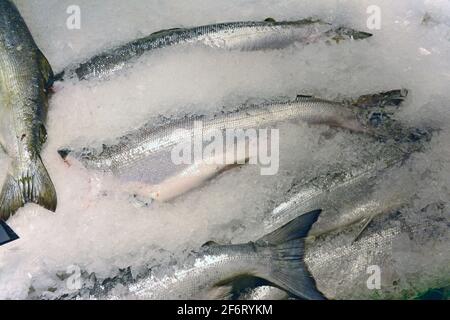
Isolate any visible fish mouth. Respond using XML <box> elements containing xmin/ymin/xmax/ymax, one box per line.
<box><xmin>57</xmin><ymin>148</ymin><xmax>72</xmax><ymax>160</ymax></box>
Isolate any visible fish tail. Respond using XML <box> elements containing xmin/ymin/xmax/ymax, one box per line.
<box><xmin>0</xmin><ymin>220</ymin><xmax>19</xmax><ymax>246</ymax></box>
<box><xmin>256</xmin><ymin>209</ymin><xmax>326</xmax><ymax>300</ymax></box>
<box><xmin>0</xmin><ymin>156</ymin><xmax>57</xmax><ymax>220</ymax></box>
<box><xmin>351</xmin><ymin>89</ymin><xmax>409</xmax><ymax>130</ymax></box>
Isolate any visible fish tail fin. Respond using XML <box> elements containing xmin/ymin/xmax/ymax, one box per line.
<box><xmin>256</xmin><ymin>209</ymin><xmax>326</xmax><ymax>300</ymax></box>
<box><xmin>0</xmin><ymin>220</ymin><xmax>19</xmax><ymax>246</ymax></box>
<box><xmin>0</xmin><ymin>156</ymin><xmax>57</xmax><ymax>220</ymax></box>
<box><xmin>351</xmin><ymin>89</ymin><xmax>408</xmax><ymax>130</ymax></box>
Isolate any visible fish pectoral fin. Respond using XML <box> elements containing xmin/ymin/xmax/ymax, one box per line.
<box><xmin>0</xmin><ymin>220</ymin><xmax>19</xmax><ymax>246</ymax></box>
<box><xmin>352</xmin><ymin>215</ymin><xmax>375</xmax><ymax>243</ymax></box>
<box><xmin>295</xmin><ymin>94</ymin><xmax>314</xmax><ymax>101</ymax></box>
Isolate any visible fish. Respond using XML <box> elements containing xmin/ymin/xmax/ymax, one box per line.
<box><xmin>44</xmin><ymin>209</ymin><xmax>324</xmax><ymax>300</ymax></box>
<box><xmin>0</xmin><ymin>0</ymin><xmax>57</xmax><ymax>227</ymax></box>
<box><xmin>306</xmin><ymin>202</ymin><xmax>450</xmax><ymax>299</ymax></box>
<box><xmin>264</xmin><ymin>125</ymin><xmax>433</xmax><ymax>238</ymax></box>
<box><xmin>56</xmin><ymin>18</ymin><xmax>372</xmax><ymax>81</ymax></box>
<box><xmin>58</xmin><ymin>89</ymin><xmax>408</xmax><ymax>202</ymax></box>
<box><xmin>237</xmin><ymin>202</ymin><xmax>450</xmax><ymax>300</ymax></box>
<box><xmin>35</xmin><ymin>201</ymin><xmax>449</xmax><ymax>300</ymax></box>
<box><xmin>122</xmin><ymin>210</ymin><xmax>324</xmax><ymax>300</ymax></box>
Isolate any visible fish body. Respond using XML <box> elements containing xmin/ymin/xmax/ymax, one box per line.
<box><xmin>305</xmin><ymin>203</ymin><xmax>450</xmax><ymax>299</ymax></box>
<box><xmin>123</xmin><ymin>210</ymin><xmax>323</xmax><ymax>300</ymax></box>
<box><xmin>265</xmin><ymin>126</ymin><xmax>433</xmax><ymax>236</ymax></box>
<box><xmin>241</xmin><ymin>203</ymin><xmax>450</xmax><ymax>300</ymax></box>
<box><xmin>36</xmin><ymin>200</ymin><xmax>449</xmax><ymax>300</ymax></box>
<box><xmin>59</xmin><ymin>18</ymin><xmax>371</xmax><ymax>81</ymax></box>
<box><xmin>0</xmin><ymin>0</ymin><xmax>57</xmax><ymax>220</ymax></box>
<box><xmin>60</xmin><ymin>90</ymin><xmax>407</xmax><ymax>179</ymax></box>
<box><xmin>39</xmin><ymin>210</ymin><xmax>324</xmax><ymax>300</ymax></box>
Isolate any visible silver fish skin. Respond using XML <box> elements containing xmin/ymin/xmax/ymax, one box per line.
<box><xmin>38</xmin><ymin>210</ymin><xmax>324</xmax><ymax>300</ymax></box>
<box><xmin>241</xmin><ymin>203</ymin><xmax>450</xmax><ymax>300</ymax></box>
<box><xmin>264</xmin><ymin>125</ymin><xmax>433</xmax><ymax>237</ymax></box>
<box><xmin>123</xmin><ymin>210</ymin><xmax>323</xmax><ymax>300</ymax></box>
<box><xmin>37</xmin><ymin>201</ymin><xmax>449</xmax><ymax>300</ymax></box>
<box><xmin>305</xmin><ymin>203</ymin><xmax>450</xmax><ymax>299</ymax></box>
<box><xmin>57</xmin><ymin>18</ymin><xmax>372</xmax><ymax>81</ymax></box>
<box><xmin>59</xmin><ymin>89</ymin><xmax>407</xmax><ymax>177</ymax></box>
<box><xmin>0</xmin><ymin>0</ymin><xmax>57</xmax><ymax>220</ymax></box>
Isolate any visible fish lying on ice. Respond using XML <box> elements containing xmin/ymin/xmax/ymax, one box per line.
<box><xmin>58</xmin><ymin>89</ymin><xmax>408</xmax><ymax>203</ymax></box>
<box><xmin>0</xmin><ymin>0</ymin><xmax>57</xmax><ymax>242</ymax></box>
<box><xmin>264</xmin><ymin>125</ymin><xmax>433</xmax><ymax>238</ymax></box>
<box><xmin>234</xmin><ymin>130</ymin><xmax>435</xmax><ymax>300</ymax></box>
<box><xmin>238</xmin><ymin>202</ymin><xmax>450</xmax><ymax>300</ymax></box>
<box><xmin>35</xmin><ymin>202</ymin><xmax>449</xmax><ymax>300</ymax></box>
<box><xmin>56</xmin><ymin>18</ymin><xmax>372</xmax><ymax>81</ymax></box>
<box><xmin>41</xmin><ymin>210</ymin><xmax>324</xmax><ymax>300</ymax></box>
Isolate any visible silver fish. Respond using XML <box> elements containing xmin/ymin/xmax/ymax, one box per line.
<box><xmin>0</xmin><ymin>0</ymin><xmax>57</xmax><ymax>223</ymax></box>
<box><xmin>239</xmin><ymin>202</ymin><xmax>450</xmax><ymax>300</ymax></box>
<box><xmin>264</xmin><ymin>125</ymin><xmax>433</xmax><ymax>237</ymax></box>
<box><xmin>58</xmin><ymin>90</ymin><xmax>407</xmax><ymax>202</ymax></box>
<box><xmin>57</xmin><ymin>18</ymin><xmax>372</xmax><ymax>81</ymax></box>
<box><xmin>36</xmin><ymin>201</ymin><xmax>449</xmax><ymax>300</ymax></box>
<box><xmin>48</xmin><ymin>210</ymin><xmax>324</xmax><ymax>300</ymax></box>
<box><xmin>306</xmin><ymin>202</ymin><xmax>450</xmax><ymax>299</ymax></box>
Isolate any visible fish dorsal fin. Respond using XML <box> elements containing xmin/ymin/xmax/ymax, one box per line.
<box><xmin>201</xmin><ymin>240</ymin><xmax>219</xmax><ymax>248</ymax></box>
<box><xmin>150</xmin><ymin>27</ymin><xmax>182</xmax><ymax>36</ymax></box>
<box><xmin>296</xmin><ymin>94</ymin><xmax>313</xmax><ymax>101</ymax></box>
<box><xmin>258</xmin><ymin>209</ymin><xmax>322</xmax><ymax>244</ymax></box>
<box><xmin>264</xmin><ymin>17</ymin><xmax>276</xmax><ymax>23</ymax></box>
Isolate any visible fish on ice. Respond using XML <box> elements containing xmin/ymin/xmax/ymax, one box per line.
<box><xmin>58</xmin><ymin>90</ymin><xmax>408</xmax><ymax>203</ymax></box>
<box><xmin>56</xmin><ymin>18</ymin><xmax>372</xmax><ymax>81</ymax></box>
<box><xmin>0</xmin><ymin>0</ymin><xmax>57</xmax><ymax>243</ymax></box>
